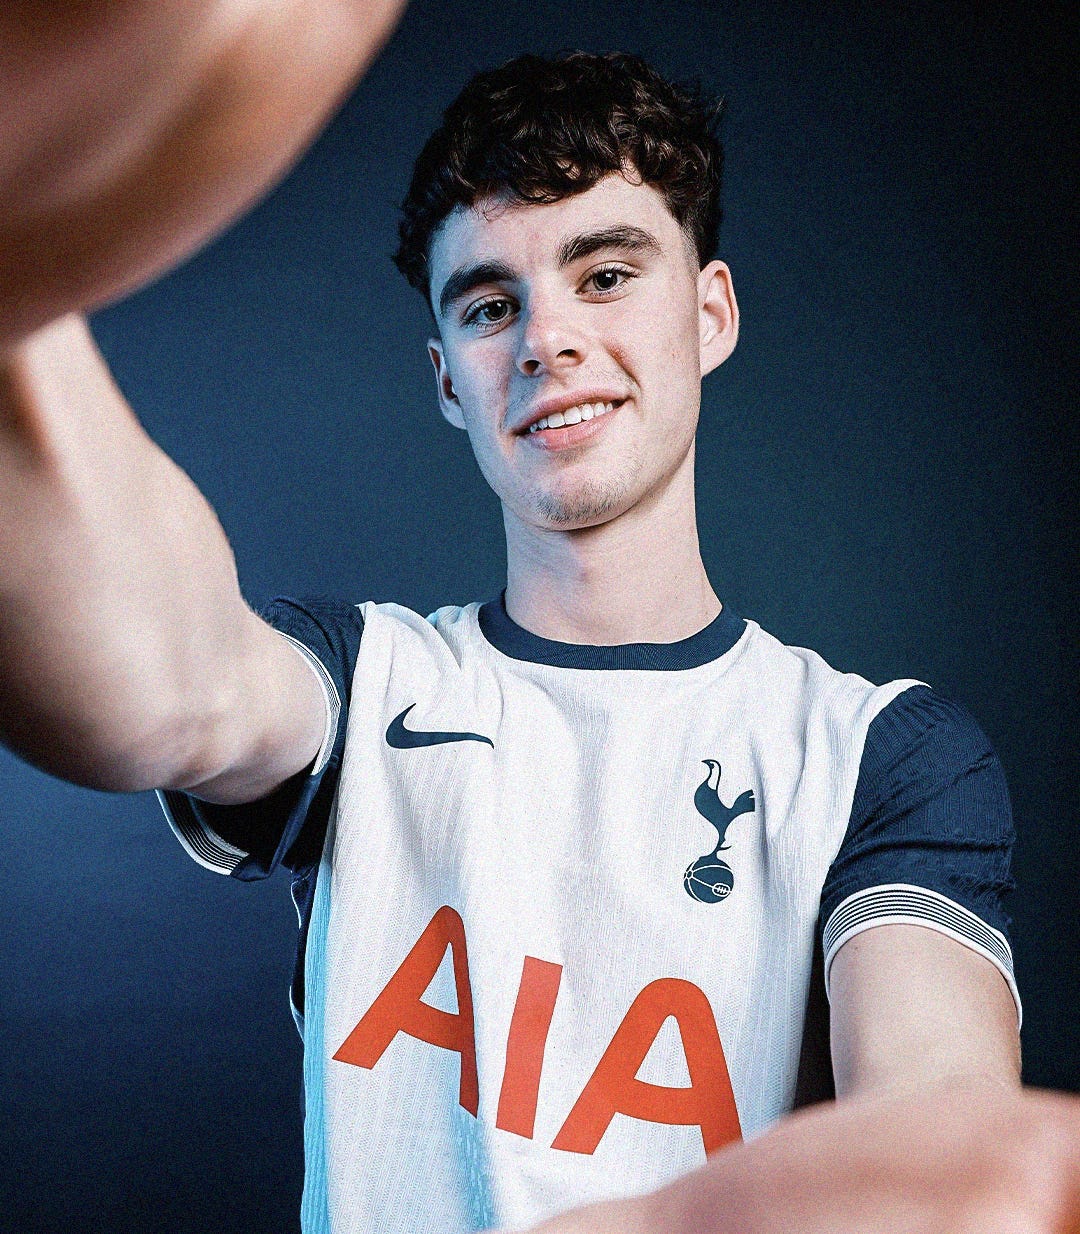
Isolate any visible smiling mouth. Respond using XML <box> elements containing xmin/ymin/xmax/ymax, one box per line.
<box><xmin>526</xmin><ymin>400</ymin><xmax>622</xmax><ymax>434</ymax></box>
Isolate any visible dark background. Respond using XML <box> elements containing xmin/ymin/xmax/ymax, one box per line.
<box><xmin>1</xmin><ymin>1</ymin><xmax>1076</xmax><ymax>1230</ymax></box>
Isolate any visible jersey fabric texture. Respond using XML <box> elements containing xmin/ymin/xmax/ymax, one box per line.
<box><xmin>159</xmin><ymin>595</ymin><xmax>1019</xmax><ymax>1234</ymax></box>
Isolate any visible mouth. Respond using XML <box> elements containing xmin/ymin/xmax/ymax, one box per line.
<box><xmin>519</xmin><ymin>399</ymin><xmax>625</xmax><ymax>452</ymax></box>
<box><xmin>525</xmin><ymin>399</ymin><xmax>621</xmax><ymax>434</ymax></box>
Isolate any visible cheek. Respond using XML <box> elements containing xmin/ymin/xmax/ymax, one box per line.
<box><xmin>449</xmin><ymin>335</ymin><xmax>513</xmax><ymax>392</ymax></box>
<box><xmin>632</xmin><ymin>281</ymin><xmax>701</xmax><ymax>373</ymax></box>
<box><xmin>642</xmin><ymin>325</ymin><xmax>701</xmax><ymax>402</ymax></box>
<box><xmin>456</xmin><ymin>413</ymin><xmax>512</xmax><ymax>503</ymax></box>
<box><xmin>453</xmin><ymin>345</ymin><xmax>513</xmax><ymax>419</ymax></box>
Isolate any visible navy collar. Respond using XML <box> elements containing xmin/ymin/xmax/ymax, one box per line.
<box><xmin>477</xmin><ymin>592</ymin><xmax>745</xmax><ymax>670</ymax></box>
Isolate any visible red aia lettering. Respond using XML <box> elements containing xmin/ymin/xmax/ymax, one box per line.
<box><xmin>495</xmin><ymin>956</ymin><xmax>563</xmax><ymax>1138</ymax></box>
<box><xmin>334</xmin><ymin>908</ymin><xmax>742</xmax><ymax>1155</ymax></box>
<box><xmin>332</xmin><ymin>904</ymin><xmax>478</xmax><ymax>1115</ymax></box>
<box><xmin>552</xmin><ymin>977</ymin><xmax>742</xmax><ymax>1155</ymax></box>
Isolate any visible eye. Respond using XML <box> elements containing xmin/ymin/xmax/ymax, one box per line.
<box><xmin>582</xmin><ymin>264</ymin><xmax>637</xmax><ymax>296</ymax></box>
<box><xmin>462</xmin><ymin>296</ymin><xmax>516</xmax><ymax>329</ymax></box>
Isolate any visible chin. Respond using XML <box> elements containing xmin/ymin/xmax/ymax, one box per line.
<box><xmin>530</xmin><ymin>478</ymin><xmax>632</xmax><ymax>529</ymax></box>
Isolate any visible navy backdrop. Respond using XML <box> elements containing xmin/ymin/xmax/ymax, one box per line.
<box><xmin>1</xmin><ymin>1</ymin><xmax>1076</xmax><ymax>1230</ymax></box>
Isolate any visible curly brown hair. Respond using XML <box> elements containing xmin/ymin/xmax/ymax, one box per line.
<box><xmin>393</xmin><ymin>51</ymin><xmax>724</xmax><ymax>304</ymax></box>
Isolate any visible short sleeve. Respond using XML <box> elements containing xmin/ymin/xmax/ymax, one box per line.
<box><xmin>157</xmin><ymin>596</ymin><xmax>365</xmax><ymax>883</ymax></box>
<box><xmin>819</xmin><ymin>684</ymin><xmax>1021</xmax><ymax>1024</ymax></box>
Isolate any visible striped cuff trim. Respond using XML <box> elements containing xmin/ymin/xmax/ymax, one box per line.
<box><xmin>823</xmin><ymin>884</ymin><xmax>1021</xmax><ymax>1028</ymax></box>
<box><xmin>156</xmin><ymin>788</ymin><xmax>247</xmax><ymax>876</ymax></box>
<box><xmin>156</xmin><ymin>636</ymin><xmax>338</xmax><ymax>877</ymax></box>
<box><xmin>277</xmin><ymin>632</ymin><xmax>339</xmax><ymax>777</ymax></box>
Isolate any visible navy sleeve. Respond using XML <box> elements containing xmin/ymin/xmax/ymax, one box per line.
<box><xmin>157</xmin><ymin>596</ymin><xmax>364</xmax><ymax>882</ymax></box>
<box><xmin>819</xmin><ymin>684</ymin><xmax>1020</xmax><ymax>1021</ymax></box>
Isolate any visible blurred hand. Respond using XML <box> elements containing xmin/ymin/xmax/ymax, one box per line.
<box><xmin>0</xmin><ymin>0</ymin><xmax>407</xmax><ymax>348</ymax></box>
<box><xmin>516</xmin><ymin>1081</ymin><xmax>1080</xmax><ymax>1234</ymax></box>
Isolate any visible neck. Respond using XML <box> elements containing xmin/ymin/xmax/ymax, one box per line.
<box><xmin>502</xmin><ymin>450</ymin><xmax>720</xmax><ymax>645</ymax></box>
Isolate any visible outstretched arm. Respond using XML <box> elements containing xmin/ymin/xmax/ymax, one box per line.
<box><xmin>0</xmin><ymin>0</ymin><xmax>406</xmax><ymax>797</ymax></box>
<box><xmin>0</xmin><ymin>314</ymin><xmax>325</xmax><ymax>800</ymax></box>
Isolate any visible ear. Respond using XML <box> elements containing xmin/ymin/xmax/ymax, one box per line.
<box><xmin>697</xmin><ymin>260</ymin><xmax>739</xmax><ymax>378</ymax></box>
<box><xmin>428</xmin><ymin>337</ymin><xmax>466</xmax><ymax>430</ymax></box>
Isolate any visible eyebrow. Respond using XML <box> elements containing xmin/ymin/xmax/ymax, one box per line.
<box><xmin>437</xmin><ymin>259</ymin><xmax>519</xmax><ymax>319</ymax></box>
<box><xmin>436</xmin><ymin>225</ymin><xmax>663</xmax><ymax>320</ymax></box>
<box><xmin>556</xmin><ymin>224</ymin><xmax>663</xmax><ymax>267</ymax></box>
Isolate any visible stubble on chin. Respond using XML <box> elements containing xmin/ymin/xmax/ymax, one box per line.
<box><xmin>528</xmin><ymin>452</ymin><xmax>645</xmax><ymax>529</ymax></box>
<box><xmin>532</xmin><ymin>481</ymin><xmax>624</xmax><ymax>527</ymax></box>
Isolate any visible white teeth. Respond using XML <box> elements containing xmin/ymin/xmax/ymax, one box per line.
<box><xmin>527</xmin><ymin>401</ymin><xmax>616</xmax><ymax>433</ymax></box>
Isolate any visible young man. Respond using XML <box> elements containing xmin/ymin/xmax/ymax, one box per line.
<box><xmin>156</xmin><ymin>51</ymin><xmax>1024</xmax><ymax>1228</ymax></box>
<box><xmin>2</xmin><ymin>9</ymin><xmax>1078</xmax><ymax>1234</ymax></box>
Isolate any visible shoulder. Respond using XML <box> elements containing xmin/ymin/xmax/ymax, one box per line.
<box><xmin>819</xmin><ymin>683</ymin><xmax>1019</xmax><ymax>1020</ymax></box>
<box><xmin>854</xmin><ymin>684</ymin><xmax>1012</xmax><ymax>843</ymax></box>
<box><xmin>349</xmin><ymin>598</ymin><xmax>487</xmax><ymax>670</ymax></box>
<box><xmin>738</xmin><ymin>618</ymin><xmax>925</xmax><ymax>738</ymax></box>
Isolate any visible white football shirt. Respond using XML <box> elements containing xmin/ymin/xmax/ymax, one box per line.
<box><xmin>161</xmin><ymin>595</ymin><xmax>1019</xmax><ymax>1233</ymax></box>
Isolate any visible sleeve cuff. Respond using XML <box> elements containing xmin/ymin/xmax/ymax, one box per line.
<box><xmin>156</xmin><ymin>788</ymin><xmax>249</xmax><ymax>875</ymax></box>
<box><xmin>276</xmin><ymin>629</ymin><xmax>340</xmax><ymax>777</ymax></box>
<box><xmin>156</xmin><ymin>629</ymin><xmax>341</xmax><ymax>877</ymax></box>
<box><xmin>822</xmin><ymin>883</ymin><xmax>1022</xmax><ymax>1029</ymax></box>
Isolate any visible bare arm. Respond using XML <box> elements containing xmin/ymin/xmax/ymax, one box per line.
<box><xmin>517</xmin><ymin>931</ymin><xmax>1037</xmax><ymax>1233</ymax></box>
<box><xmin>0</xmin><ymin>314</ymin><xmax>325</xmax><ymax>799</ymax></box>
<box><xmin>523</xmin><ymin>1082</ymin><xmax>1080</xmax><ymax>1234</ymax></box>
<box><xmin>0</xmin><ymin>1</ymin><xmax>406</xmax><ymax>795</ymax></box>
<box><xmin>828</xmin><ymin>922</ymin><xmax>1021</xmax><ymax>1097</ymax></box>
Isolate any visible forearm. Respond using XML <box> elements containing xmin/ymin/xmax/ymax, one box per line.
<box><xmin>520</xmin><ymin>1081</ymin><xmax>1080</xmax><ymax>1234</ymax></box>
<box><xmin>0</xmin><ymin>314</ymin><xmax>300</xmax><ymax>792</ymax></box>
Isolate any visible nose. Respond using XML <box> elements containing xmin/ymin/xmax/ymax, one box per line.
<box><xmin>516</xmin><ymin>294</ymin><xmax>587</xmax><ymax>377</ymax></box>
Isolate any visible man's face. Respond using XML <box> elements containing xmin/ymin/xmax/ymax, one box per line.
<box><xmin>427</xmin><ymin>173</ymin><xmax>738</xmax><ymax>533</ymax></box>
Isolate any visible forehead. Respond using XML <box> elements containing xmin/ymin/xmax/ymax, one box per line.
<box><xmin>428</xmin><ymin>173</ymin><xmax>688</xmax><ymax>290</ymax></box>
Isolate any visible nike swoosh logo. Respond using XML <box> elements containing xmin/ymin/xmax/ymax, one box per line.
<box><xmin>386</xmin><ymin>704</ymin><xmax>494</xmax><ymax>749</ymax></box>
